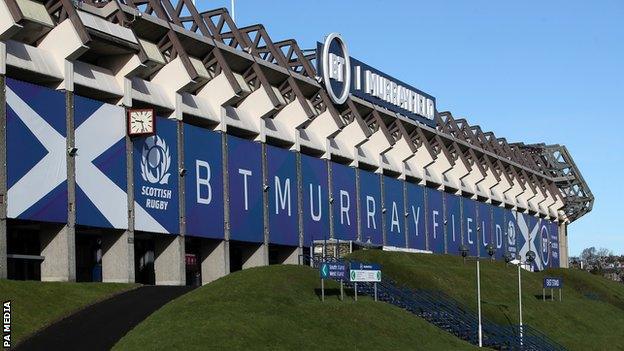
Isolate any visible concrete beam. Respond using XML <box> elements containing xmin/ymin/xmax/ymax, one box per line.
<box><xmin>101</xmin><ymin>230</ymin><xmax>135</xmax><ymax>283</ymax></box>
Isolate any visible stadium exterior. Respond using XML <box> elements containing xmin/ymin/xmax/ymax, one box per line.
<box><xmin>0</xmin><ymin>0</ymin><xmax>592</xmax><ymax>285</ymax></box>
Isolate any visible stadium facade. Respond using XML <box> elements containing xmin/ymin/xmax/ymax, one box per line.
<box><xmin>0</xmin><ymin>0</ymin><xmax>593</xmax><ymax>285</ymax></box>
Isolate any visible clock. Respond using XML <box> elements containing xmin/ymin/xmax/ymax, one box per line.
<box><xmin>128</xmin><ymin>108</ymin><xmax>155</xmax><ymax>136</ymax></box>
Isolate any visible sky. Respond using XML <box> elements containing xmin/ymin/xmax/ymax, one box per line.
<box><xmin>196</xmin><ymin>1</ymin><xmax>624</xmax><ymax>256</ymax></box>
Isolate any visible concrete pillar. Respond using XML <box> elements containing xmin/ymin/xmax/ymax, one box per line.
<box><xmin>154</xmin><ymin>235</ymin><xmax>185</xmax><ymax>285</ymax></box>
<box><xmin>282</xmin><ymin>246</ymin><xmax>302</xmax><ymax>265</ymax></box>
<box><xmin>40</xmin><ymin>225</ymin><xmax>76</xmax><ymax>281</ymax></box>
<box><xmin>559</xmin><ymin>222</ymin><xmax>569</xmax><ymax>268</ymax></box>
<box><xmin>242</xmin><ymin>243</ymin><xmax>268</xmax><ymax>269</ymax></box>
<box><xmin>200</xmin><ymin>239</ymin><xmax>229</xmax><ymax>285</ymax></box>
<box><xmin>101</xmin><ymin>230</ymin><xmax>135</xmax><ymax>283</ymax></box>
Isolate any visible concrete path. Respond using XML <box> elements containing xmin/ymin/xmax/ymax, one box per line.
<box><xmin>16</xmin><ymin>285</ymin><xmax>194</xmax><ymax>351</ymax></box>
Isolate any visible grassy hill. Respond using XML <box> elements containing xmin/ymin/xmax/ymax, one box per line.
<box><xmin>347</xmin><ymin>250</ymin><xmax>624</xmax><ymax>351</ymax></box>
<box><xmin>114</xmin><ymin>265</ymin><xmax>477</xmax><ymax>351</ymax></box>
<box><xmin>0</xmin><ymin>279</ymin><xmax>137</xmax><ymax>344</ymax></box>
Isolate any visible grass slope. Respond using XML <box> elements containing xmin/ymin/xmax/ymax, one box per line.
<box><xmin>114</xmin><ymin>265</ymin><xmax>477</xmax><ymax>351</ymax></box>
<box><xmin>0</xmin><ymin>280</ymin><xmax>137</xmax><ymax>344</ymax></box>
<box><xmin>348</xmin><ymin>250</ymin><xmax>624</xmax><ymax>351</ymax></box>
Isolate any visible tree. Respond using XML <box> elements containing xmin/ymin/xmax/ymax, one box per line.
<box><xmin>581</xmin><ymin>247</ymin><xmax>597</xmax><ymax>262</ymax></box>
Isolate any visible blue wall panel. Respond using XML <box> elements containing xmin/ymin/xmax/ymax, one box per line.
<box><xmin>134</xmin><ymin>117</ymin><xmax>179</xmax><ymax>234</ymax></box>
<box><xmin>383</xmin><ymin>176</ymin><xmax>405</xmax><ymax>247</ymax></box>
<box><xmin>506</xmin><ymin>209</ymin><xmax>519</xmax><ymax>259</ymax></box>
<box><xmin>445</xmin><ymin>193</ymin><xmax>462</xmax><ymax>255</ymax></box>
<box><xmin>406</xmin><ymin>182</ymin><xmax>425</xmax><ymax>250</ymax></box>
<box><xmin>184</xmin><ymin>125</ymin><xmax>224</xmax><ymax>239</ymax></box>
<box><xmin>478</xmin><ymin>202</ymin><xmax>492</xmax><ymax>258</ymax></box>
<box><xmin>359</xmin><ymin>170</ymin><xmax>382</xmax><ymax>245</ymax></box>
<box><xmin>537</xmin><ymin>219</ymin><xmax>552</xmax><ymax>270</ymax></box>
<box><xmin>493</xmin><ymin>206</ymin><xmax>506</xmax><ymax>260</ymax></box>
<box><xmin>462</xmin><ymin>198</ymin><xmax>479</xmax><ymax>256</ymax></box>
<box><xmin>549</xmin><ymin>221</ymin><xmax>560</xmax><ymax>268</ymax></box>
<box><xmin>331</xmin><ymin>163</ymin><xmax>357</xmax><ymax>241</ymax></box>
<box><xmin>74</xmin><ymin>96</ymin><xmax>127</xmax><ymax>229</ymax></box>
<box><xmin>301</xmin><ymin>154</ymin><xmax>329</xmax><ymax>245</ymax></box>
<box><xmin>227</xmin><ymin>136</ymin><xmax>263</xmax><ymax>243</ymax></box>
<box><xmin>426</xmin><ymin>188</ymin><xmax>444</xmax><ymax>253</ymax></box>
<box><xmin>6</xmin><ymin>78</ymin><xmax>67</xmax><ymax>223</ymax></box>
<box><xmin>267</xmin><ymin>145</ymin><xmax>299</xmax><ymax>246</ymax></box>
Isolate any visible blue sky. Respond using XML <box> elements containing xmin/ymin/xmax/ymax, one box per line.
<box><xmin>197</xmin><ymin>1</ymin><xmax>624</xmax><ymax>255</ymax></box>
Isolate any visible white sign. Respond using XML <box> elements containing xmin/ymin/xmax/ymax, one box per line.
<box><xmin>350</xmin><ymin>269</ymin><xmax>381</xmax><ymax>282</ymax></box>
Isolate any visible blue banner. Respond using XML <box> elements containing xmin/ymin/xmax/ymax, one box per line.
<box><xmin>478</xmin><ymin>202</ymin><xmax>492</xmax><ymax>258</ymax></box>
<box><xmin>267</xmin><ymin>145</ymin><xmax>299</xmax><ymax>246</ymax></box>
<box><xmin>383</xmin><ymin>176</ymin><xmax>405</xmax><ymax>247</ymax></box>
<box><xmin>538</xmin><ymin>219</ymin><xmax>551</xmax><ymax>270</ymax></box>
<box><xmin>549</xmin><ymin>221</ymin><xmax>560</xmax><ymax>268</ymax></box>
<box><xmin>406</xmin><ymin>182</ymin><xmax>425</xmax><ymax>250</ymax></box>
<box><xmin>227</xmin><ymin>136</ymin><xmax>263</xmax><ymax>243</ymax></box>
<box><xmin>74</xmin><ymin>96</ymin><xmax>127</xmax><ymax>229</ymax></box>
<box><xmin>493</xmin><ymin>206</ymin><xmax>506</xmax><ymax>260</ymax></box>
<box><xmin>133</xmin><ymin>117</ymin><xmax>179</xmax><ymax>234</ymax></box>
<box><xmin>506</xmin><ymin>209</ymin><xmax>519</xmax><ymax>259</ymax></box>
<box><xmin>543</xmin><ymin>277</ymin><xmax>562</xmax><ymax>289</ymax></box>
<box><xmin>184</xmin><ymin>125</ymin><xmax>224</xmax><ymax>239</ymax></box>
<box><xmin>6</xmin><ymin>79</ymin><xmax>67</xmax><ymax>223</ymax></box>
<box><xmin>462</xmin><ymin>198</ymin><xmax>479</xmax><ymax>256</ymax></box>
<box><xmin>301</xmin><ymin>154</ymin><xmax>329</xmax><ymax>245</ymax></box>
<box><xmin>358</xmin><ymin>170</ymin><xmax>382</xmax><ymax>245</ymax></box>
<box><xmin>331</xmin><ymin>163</ymin><xmax>357</xmax><ymax>241</ymax></box>
<box><xmin>426</xmin><ymin>188</ymin><xmax>444</xmax><ymax>253</ymax></box>
<box><xmin>445</xmin><ymin>193</ymin><xmax>462</xmax><ymax>255</ymax></box>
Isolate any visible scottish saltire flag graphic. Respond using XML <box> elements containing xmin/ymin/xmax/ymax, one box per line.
<box><xmin>74</xmin><ymin>95</ymin><xmax>128</xmax><ymax>229</ymax></box>
<box><xmin>514</xmin><ymin>211</ymin><xmax>546</xmax><ymax>270</ymax></box>
<box><xmin>6</xmin><ymin>79</ymin><xmax>67</xmax><ymax>223</ymax></box>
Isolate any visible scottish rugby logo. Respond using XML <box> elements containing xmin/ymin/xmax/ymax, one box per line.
<box><xmin>141</xmin><ymin>136</ymin><xmax>171</xmax><ymax>185</ymax></box>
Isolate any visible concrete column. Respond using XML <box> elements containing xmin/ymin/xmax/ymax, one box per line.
<box><xmin>101</xmin><ymin>230</ymin><xmax>135</xmax><ymax>283</ymax></box>
<box><xmin>40</xmin><ymin>225</ymin><xmax>76</xmax><ymax>281</ymax></box>
<box><xmin>154</xmin><ymin>235</ymin><xmax>185</xmax><ymax>285</ymax></box>
<box><xmin>242</xmin><ymin>243</ymin><xmax>268</xmax><ymax>269</ymax></box>
<box><xmin>282</xmin><ymin>246</ymin><xmax>301</xmax><ymax>265</ymax></box>
<box><xmin>559</xmin><ymin>222</ymin><xmax>569</xmax><ymax>268</ymax></box>
<box><xmin>200</xmin><ymin>239</ymin><xmax>229</xmax><ymax>285</ymax></box>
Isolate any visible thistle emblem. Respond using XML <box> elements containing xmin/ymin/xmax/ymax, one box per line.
<box><xmin>141</xmin><ymin>135</ymin><xmax>171</xmax><ymax>185</ymax></box>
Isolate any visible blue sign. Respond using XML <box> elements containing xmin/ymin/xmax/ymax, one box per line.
<box><xmin>267</xmin><ymin>145</ymin><xmax>299</xmax><ymax>246</ymax></box>
<box><xmin>184</xmin><ymin>124</ymin><xmax>224</xmax><ymax>239</ymax></box>
<box><xmin>331</xmin><ymin>162</ymin><xmax>357</xmax><ymax>241</ymax></box>
<box><xmin>462</xmin><ymin>198</ymin><xmax>479</xmax><ymax>256</ymax></box>
<box><xmin>320</xmin><ymin>262</ymin><xmax>347</xmax><ymax>280</ymax></box>
<box><xmin>506</xmin><ymin>209</ymin><xmax>519</xmax><ymax>258</ymax></box>
<box><xmin>445</xmin><ymin>193</ymin><xmax>462</xmax><ymax>255</ymax></box>
<box><xmin>406</xmin><ymin>182</ymin><xmax>425</xmax><ymax>250</ymax></box>
<box><xmin>227</xmin><ymin>136</ymin><xmax>263</xmax><ymax>243</ymax></box>
<box><xmin>543</xmin><ymin>277</ymin><xmax>562</xmax><ymax>289</ymax></box>
<box><xmin>301</xmin><ymin>154</ymin><xmax>329</xmax><ymax>245</ymax></box>
<box><xmin>383</xmin><ymin>176</ymin><xmax>405</xmax><ymax>247</ymax></box>
<box><xmin>538</xmin><ymin>219</ymin><xmax>551</xmax><ymax>270</ymax></box>
<box><xmin>350</xmin><ymin>261</ymin><xmax>381</xmax><ymax>271</ymax></box>
<box><xmin>478</xmin><ymin>202</ymin><xmax>492</xmax><ymax>258</ymax></box>
<box><xmin>74</xmin><ymin>95</ymin><xmax>127</xmax><ymax>229</ymax></box>
<box><xmin>493</xmin><ymin>206</ymin><xmax>506</xmax><ymax>260</ymax></box>
<box><xmin>426</xmin><ymin>188</ymin><xmax>444</xmax><ymax>253</ymax></box>
<box><xmin>358</xmin><ymin>170</ymin><xmax>382</xmax><ymax>245</ymax></box>
<box><xmin>317</xmin><ymin>37</ymin><xmax>436</xmax><ymax>126</ymax></box>
<box><xmin>6</xmin><ymin>78</ymin><xmax>67</xmax><ymax>223</ymax></box>
<box><xmin>549</xmin><ymin>221</ymin><xmax>560</xmax><ymax>268</ymax></box>
<box><xmin>133</xmin><ymin>117</ymin><xmax>179</xmax><ymax>234</ymax></box>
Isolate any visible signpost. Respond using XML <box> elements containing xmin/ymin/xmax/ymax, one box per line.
<box><xmin>543</xmin><ymin>277</ymin><xmax>563</xmax><ymax>301</ymax></box>
<box><xmin>319</xmin><ymin>262</ymin><xmax>347</xmax><ymax>301</ymax></box>
<box><xmin>349</xmin><ymin>262</ymin><xmax>382</xmax><ymax>301</ymax></box>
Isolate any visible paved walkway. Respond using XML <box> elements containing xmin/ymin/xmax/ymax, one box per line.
<box><xmin>16</xmin><ymin>285</ymin><xmax>194</xmax><ymax>351</ymax></box>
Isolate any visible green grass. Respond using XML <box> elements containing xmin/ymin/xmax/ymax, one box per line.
<box><xmin>0</xmin><ymin>280</ymin><xmax>137</xmax><ymax>344</ymax></box>
<box><xmin>114</xmin><ymin>265</ymin><xmax>477</xmax><ymax>351</ymax></box>
<box><xmin>347</xmin><ymin>250</ymin><xmax>624</xmax><ymax>351</ymax></box>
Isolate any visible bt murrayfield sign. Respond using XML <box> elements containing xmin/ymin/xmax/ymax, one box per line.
<box><xmin>317</xmin><ymin>33</ymin><xmax>436</xmax><ymax>126</ymax></box>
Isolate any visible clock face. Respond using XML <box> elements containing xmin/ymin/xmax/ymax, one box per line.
<box><xmin>128</xmin><ymin>109</ymin><xmax>155</xmax><ymax>136</ymax></box>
